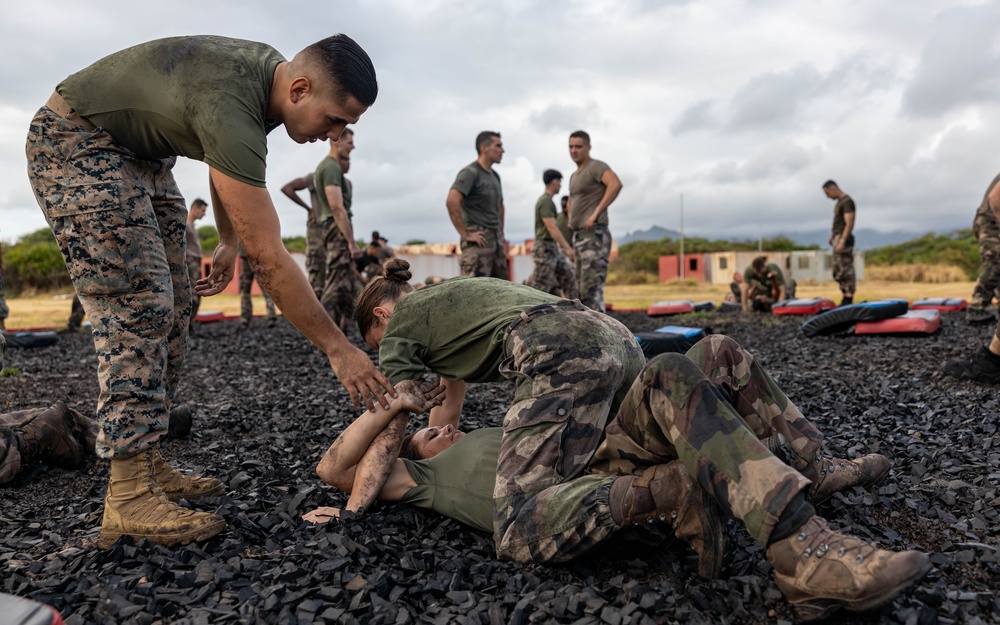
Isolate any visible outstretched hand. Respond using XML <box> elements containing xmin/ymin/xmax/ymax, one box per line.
<box><xmin>329</xmin><ymin>345</ymin><xmax>394</xmax><ymax>411</ymax></box>
<box><xmin>196</xmin><ymin>242</ymin><xmax>238</xmax><ymax>296</ymax></box>
<box><xmin>393</xmin><ymin>379</ymin><xmax>446</xmax><ymax>414</ymax></box>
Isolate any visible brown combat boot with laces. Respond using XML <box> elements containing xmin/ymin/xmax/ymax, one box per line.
<box><xmin>767</xmin><ymin>516</ymin><xmax>931</xmax><ymax>621</ymax></box>
<box><xmin>762</xmin><ymin>435</ymin><xmax>890</xmax><ymax>504</ymax></box>
<box><xmin>613</xmin><ymin>461</ymin><xmax>726</xmax><ymax>578</ymax></box>
<box><xmin>96</xmin><ymin>448</ymin><xmax>226</xmax><ymax>549</ymax></box>
<box><xmin>148</xmin><ymin>446</ymin><xmax>225</xmax><ymax>501</ymax></box>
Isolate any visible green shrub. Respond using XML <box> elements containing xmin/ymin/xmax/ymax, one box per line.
<box><xmin>865</xmin><ymin>230</ymin><xmax>979</xmax><ymax>279</ymax></box>
<box><xmin>197</xmin><ymin>225</ymin><xmax>219</xmax><ymax>252</ymax></box>
<box><xmin>2</xmin><ymin>229</ymin><xmax>70</xmax><ymax>295</ymax></box>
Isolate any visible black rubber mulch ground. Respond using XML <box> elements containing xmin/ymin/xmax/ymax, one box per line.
<box><xmin>1</xmin><ymin>310</ymin><xmax>998</xmax><ymax>625</ymax></box>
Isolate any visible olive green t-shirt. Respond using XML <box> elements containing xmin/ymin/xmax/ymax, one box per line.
<box><xmin>744</xmin><ymin>263</ymin><xmax>785</xmax><ymax>290</ymax></box>
<box><xmin>831</xmin><ymin>195</ymin><xmax>856</xmax><ymax>237</ymax></box>
<box><xmin>57</xmin><ymin>36</ymin><xmax>285</xmax><ymax>188</ymax></box>
<box><xmin>451</xmin><ymin>162</ymin><xmax>503</xmax><ymax>230</ymax></box>
<box><xmin>534</xmin><ymin>193</ymin><xmax>558</xmax><ymax>242</ymax></box>
<box><xmin>378</xmin><ymin>277</ymin><xmax>560</xmax><ymax>385</ymax></box>
<box><xmin>314</xmin><ymin>156</ymin><xmax>353</xmax><ymax>225</ymax></box>
<box><xmin>556</xmin><ymin>211</ymin><xmax>573</xmax><ymax>245</ymax></box>
<box><xmin>569</xmin><ymin>159</ymin><xmax>612</xmax><ymax>230</ymax></box>
<box><xmin>401</xmin><ymin>428</ymin><xmax>501</xmax><ymax>534</ymax></box>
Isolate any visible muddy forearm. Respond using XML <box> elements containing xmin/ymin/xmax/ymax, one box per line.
<box><xmin>345</xmin><ymin>413</ymin><xmax>408</xmax><ymax>512</ymax></box>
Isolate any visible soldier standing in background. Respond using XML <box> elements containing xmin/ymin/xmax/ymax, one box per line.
<box><xmin>446</xmin><ymin>131</ymin><xmax>508</xmax><ymax>279</ymax></box>
<box><xmin>525</xmin><ymin>169</ymin><xmax>575</xmax><ymax>296</ymax></box>
<box><xmin>965</xmin><ymin>173</ymin><xmax>1000</xmax><ymax>324</ymax></box>
<box><xmin>238</xmin><ymin>243</ymin><xmax>277</xmax><ymax>327</ymax></box>
<box><xmin>0</xmin><ymin>238</ymin><xmax>7</xmax><ymax>331</ymax></box>
<box><xmin>315</xmin><ymin>132</ymin><xmax>361</xmax><ymax>331</ymax></box>
<box><xmin>184</xmin><ymin>199</ymin><xmax>208</xmax><ymax>332</ymax></box>
<box><xmin>281</xmin><ymin>172</ymin><xmax>325</xmax><ymax>299</ymax></box>
<box><xmin>822</xmin><ymin>180</ymin><xmax>856</xmax><ymax>306</ymax></box>
<box><xmin>567</xmin><ymin>130</ymin><xmax>622</xmax><ymax>312</ymax></box>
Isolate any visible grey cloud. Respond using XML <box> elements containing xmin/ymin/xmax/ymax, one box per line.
<box><xmin>902</xmin><ymin>4</ymin><xmax>1000</xmax><ymax>117</ymax></box>
<box><xmin>706</xmin><ymin>140</ymin><xmax>816</xmax><ymax>184</ymax></box>
<box><xmin>528</xmin><ymin>103</ymin><xmax>601</xmax><ymax>134</ymax></box>
<box><xmin>670</xmin><ymin>99</ymin><xmax>718</xmax><ymax>135</ymax></box>
<box><xmin>725</xmin><ymin>64</ymin><xmax>823</xmax><ymax>131</ymax></box>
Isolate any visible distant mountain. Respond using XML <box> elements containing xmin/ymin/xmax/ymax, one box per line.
<box><xmin>618</xmin><ymin>225</ymin><xmax>930</xmax><ymax>251</ymax></box>
<box><xmin>618</xmin><ymin>225</ymin><xmax>682</xmax><ymax>244</ymax></box>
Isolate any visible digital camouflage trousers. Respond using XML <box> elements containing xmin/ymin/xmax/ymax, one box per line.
<box><xmin>971</xmin><ymin>200</ymin><xmax>1000</xmax><ymax>310</ymax></box>
<box><xmin>186</xmin><ymin>257</ymin><xmax>202</xmax><ymax>329</ymax></box>
<box><xmin>494</xmin><ymin>333</ymin><xmax>821</xmax><ymax>563</ymax></box>
<box><xmin>239</xmin><ymin>257</ymin><xmax>276</xmax><ymax>322</ymax></box>
<box><xmin>320</xmin><ymin>225</ymin><xmax>359</xmax><ymax>329</ymax></box>
<box><xmin>573</xmin><ymin>225</ymin><xmax>612</xmax><ymax>312</ymax></box>
<box><xmin>831</xmin><ymin>234</ymin><xmax>856</xmax><ymax>296</ymax></box>
<box><xmin>306</xmin><ymin>220</ymin><xmax>327</xmax><ymax>300</ymax></box>
<box><xmin>26</xmin><ymin>105</ymin><xmax>189</xmax><ymax>459</ymax></box>
<box><xmin>524</xmin><ymin>241</ymin><xmax>578</xmax><ymax>299</ymax></box>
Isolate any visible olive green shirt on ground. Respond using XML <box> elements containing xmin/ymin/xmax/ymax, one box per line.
<box><xmin>534</xmin><ymin>193</ymin><xmax>558</xmax><ymax>242</ymax></box>
<box><xmin>401</xmin><ymin>428</ymin><xmax>501</xmax><ymax>534</ymax></box>
<box><xmin>744</xmin><ymin>263</ymin><xmax>786</xmax><ymax>290</ymax></box>
<box><xmin>831</xmin><ymin>195</ymin><xmax>856</xmax><ymax>237</ymax></box>
<box><xmin>57</xmin><ymin>36</ymin><xmax>285</xmax><ymax>187</ymax></box>
<box><xmin>378</xmin><ymin>278</ymin><xmax>560</xmax><ymax>385</ymax></box>
<box><xmin>314</xmin><ymin>156</ymin><xmax>353</xmax><ymax>225</ymax></box>
<box><xmin>451</xmin><ymin>162</ymin><xmax>503</xmax><ymax>231</ymax></box>
<box><xmin>569</xmin><ymin>159</ymin><xmax>612</xmax><ymax>230</ymax></box>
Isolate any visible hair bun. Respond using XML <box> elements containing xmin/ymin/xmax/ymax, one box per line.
<box><xmin>384</xmin><ymin>258</ymin><xmax>412</xmax><ymax>283</ymax></box>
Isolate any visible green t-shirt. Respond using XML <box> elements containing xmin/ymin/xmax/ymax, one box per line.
<box><xmin>534</xmin><ymin>193</ymin><xmax>558</xmax><ymax>242</ymax></box>
<box><xmin>569</xmin><ymin>159</ymin><xmax>612</xmax><ymax>230</ymax></box>
<box><xmin>556</xmin><ymin>211</ymin><xmax>572</xmax><ymax>245</ymax></box>
<box><xmin>57</xmin><ymin>36</ymin><xmax>285</xmax><ymax>188</ymax></box>
<box><xmin>401</xmin><ymin>428</ymin><xmax>501</xmax><ymax>534</ymax></box>
<box><xmin>314</xmin><ymin>156</ymin><xmax>353</xmax><ymax>225</ymax></box>
<box><xmin>744</xmin><ymin>263</ymin><xmax>785</xmax><ymax>291</ymax></box>
<box><xmin>451</xmin><ymin>162</ymin><xmax>503</xmax><ymax>230</ymax></box>
<box><xmin>378</xmin><ymin>277</ymin><xmax>560</xmax><ymax>385</ymax></box>
<box><xmin>832</xmin><ymin>195</ymin><xmax>856</xmax><ymax>237</ymax></box>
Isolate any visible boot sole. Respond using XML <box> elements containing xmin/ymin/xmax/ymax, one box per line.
<box><xmin>163</xmin><ymin>482</ymin><xmax>226</xmax><ymax>502</ymax></box>
<box><xmin>789</xmin><ymin>556</ymin><xmax>933</xmax><ymax>622</ymax></box>
<box><xmin>697</xmin><ymin>495</ymin><xmax>727</xmax><ymax>579</ymax></box>
<box><xmin>95</xmin><ymin>517</ymin><xmax>226</xmax><ymax>550</ymax></box>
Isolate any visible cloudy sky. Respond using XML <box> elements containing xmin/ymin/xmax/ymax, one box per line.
<box><xmin>1</xmin><ymin>0</ymin><xmax>998</xmax><ymax>247</ymax></box>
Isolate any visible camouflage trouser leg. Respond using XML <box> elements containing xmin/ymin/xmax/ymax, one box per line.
<box><xmin>573</xmin><ymin>225</ymin><xmax>612</xmax><ymax>312</ymax></box>
<box><xmin>67</xmin><ymin>295</ymin><xmax>86</xmax><ymax>330</ymax></box>
<box><xmin>524</xmin><ymin>241</ymin><xmax>560</xmax><ymax>295</ymax></box>
<box><xmin>26</xmin><ymin>106</ymin><xmax>188</xmax><ymax>459</ymax></box>
<box><xmin>971</xmin><ymin>207</ymin><xmax>1000</xmax><ymax>309</ymax></box>
<box><xmin>306</xmin><ymin>220</ymin><xmax>327</xmax><ymax>300</ymax></box>
<box><xmin>831</xmin><ymin>235</ymin><xmax>856</xmax><ymax>296</ymax></box>
<box><xmin>591</xmin><ymin>336</ymin><xmax>813</xmax><ymax>547</ymax></box>
<box><xmin>493</xmin><ymin>303</ymin><xmax>645</xmax><ymax>563</ymax></box>
<box><xmin>186</xmin><ymin>257</ymin><xmax>202</xmax><ymax>328</ymax></box>
<box><xmin>0</xmin><ymin>267</ymin><xmax>8</xmax><ymax>321</ymax></box>
<box><xmin>460</xmin><ymin>227</ymin><xmax>509</xmax><ymax>279</ymax></box>
<box><xmin>320</xmin><ymin>229</ymin><xmax>358</xmax><ymax>328</ymax></box>
<box><xmin>554</xmin><ymin>252</ymin><xmax>579</xmax><ymax>300</ymax></box>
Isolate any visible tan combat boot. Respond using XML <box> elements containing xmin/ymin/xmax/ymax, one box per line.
<box><xmin>614</xmin><ymin>462</ymin><xmax>726</xmax><ymax>579</ymax></box>
<box><xmin>96</xmin><ymin>448</ymin><xmax>226</xmax><ymax>549</ymax></box>
<box><xmin>148</xmin><ymin>446</ymin><xmax>225</xmax><ymax>501</ymax></box>
<box><xmin>767</xmin><ymin>516</ymin><xmax>931</xmax><ymax>622</ymax></box>
<box><xmin>762</xmin><ymin>435</ymin><xmax>890</xmax><ymax>504</ymax></box>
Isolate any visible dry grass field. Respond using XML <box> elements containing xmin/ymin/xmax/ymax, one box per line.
<box><xmin>3</xmin><ymin>280</ymin><xmax>977</xmax><ymax>329</ymax></box>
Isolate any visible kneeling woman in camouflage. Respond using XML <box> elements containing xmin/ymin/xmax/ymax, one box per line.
<box><xmin>318</xmin><ymin>260</ymin><xmax>930</xmax><ymax>622</ymax></box>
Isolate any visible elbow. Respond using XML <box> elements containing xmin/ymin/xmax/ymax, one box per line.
<box><xmin>316</xmin><ymin>458</ymin><xmax>351</xmax><ymax>492</ymax></box>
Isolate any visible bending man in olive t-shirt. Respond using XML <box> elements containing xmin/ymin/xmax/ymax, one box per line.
<box><xmin>567</xmin><ymin>130</ymin><xmax>623</xmax><ymax>312</ymax></box>
<box><xmin>25</xmin><ymin>34</ymin><xmax>392</xmax><ymax>549</ymax></box>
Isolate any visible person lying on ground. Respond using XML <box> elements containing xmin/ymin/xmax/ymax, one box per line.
<box><xmin>309</xmin><ymin>272</ymin><xmax>931</xmax><ymax>622</ymax></box>
<box><xmin>0</xmin><ymin>401</ymin><xmax>98</xmax><ymax>486</ymax></box>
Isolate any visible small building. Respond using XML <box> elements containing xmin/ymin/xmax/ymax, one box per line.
<box><xmin>658</xmin><ymin>250</ymin><xmax>864</xmax><ymax>284</ymax></box>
